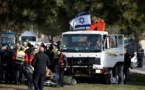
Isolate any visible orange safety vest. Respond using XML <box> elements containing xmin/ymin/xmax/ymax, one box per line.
<box><xmin>58</xmin><ymin>53</ymin><xmax>65</xmax><ymax>68</ymax></box>
<box><xmin>88</xmin><ymin>19</ymin><xmax>105</xmax><ymax>31</ymax></box>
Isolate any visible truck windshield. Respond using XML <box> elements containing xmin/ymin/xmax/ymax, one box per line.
<box><xmin>1</xmin><ymin>34</ymin><xmax>15</xmax><ymax>44</ymax></box>
<box><xmin>61</xmin><ymin>34</ymin><xmax>102</xmax><ymax>52</ymax></box>
<box><xmin>21</xmin><ymin>36</ymin><xmax>36</xmax><ymax>43</ymax></box>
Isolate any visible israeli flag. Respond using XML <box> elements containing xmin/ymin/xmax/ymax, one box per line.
<box><xmin>69</xmin><ymin>12</ymin><xmax>91</xmax><ymax>30</ymax></box>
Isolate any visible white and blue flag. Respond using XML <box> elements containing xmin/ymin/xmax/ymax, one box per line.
<box><xmin>69</xmin><ymin>12</ymin><xmax>91</xmax><ymax>30</ymax></box>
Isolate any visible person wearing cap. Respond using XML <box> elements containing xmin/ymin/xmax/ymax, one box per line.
<box><xmin>13</xmin><ymin>46</ymin><xmax>28</xmax><ymax>84</ymax></box>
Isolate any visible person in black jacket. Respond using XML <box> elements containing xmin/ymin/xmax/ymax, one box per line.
<box><xmin>32</xmin><ymin>46</ymin><xmax>50</xmax><ymax>90</ymax></box>
<box><xmin>5</xmin><ymin>45</ymin><xmax>15</xmax><ymax>83</ymax></box>
<box><xmin>124</xmin><ymin>48</ymin><xmax>131</xmax><ymax>84</ymax></box>
<box><xmin>0</xmin><ymin>45</ymin><xmax>8</xmax><ymax>81</ymax></box>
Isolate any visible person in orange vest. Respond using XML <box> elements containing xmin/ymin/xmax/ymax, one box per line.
<box><xmin>88</xmin><ymin>18</ymin><xmax>105</xmax><ymax>31</ymax></box>
<box><xmin>28</xmin><ymin>48</ymin><xmax>36</xmax><ymax>64</ymax></box>
<box><xmin>13</xmin><ymin>46</ymin><xmax>28</xmax><ymax>85</ymax></box>
<box><xmin>58</xmin><ymin>50</ymin><xmax>68</xmax><ymax>87</ymax></box>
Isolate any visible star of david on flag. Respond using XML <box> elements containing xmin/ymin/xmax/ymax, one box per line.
<box><xmin>69</xmin><ymin>12</ymin><xmax>91</xmax><ymax>30</ymax></box>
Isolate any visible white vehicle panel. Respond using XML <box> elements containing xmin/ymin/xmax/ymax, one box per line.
<box><xmin>63</xmin><ymin>52</ymin><xmax>101</xmax><ymax>58</ymax></box>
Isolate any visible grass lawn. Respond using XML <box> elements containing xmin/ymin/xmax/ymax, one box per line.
<box><xmin>0</xmin><ymin>72</ymin><xmax>145</xmax><ymax>90</ymax></box>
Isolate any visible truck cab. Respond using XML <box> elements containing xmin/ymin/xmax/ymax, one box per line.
<box><xmin>19</xmin><ymin>31</ymin><xmax>38</xmax><ymax>44</ymax></box>
<box><xmin>60</xmin><ymin>30</ymin><xmax>124</xmax><ymax>83</ymax></box>
<box><xmin>0</xmin><ymin>31</ymin><xmax>16</xmax><ymax>45</ymax></box>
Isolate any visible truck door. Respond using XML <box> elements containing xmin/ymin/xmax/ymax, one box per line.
<box><xmin>103</xmin><ymin>34</ymin><xmax>124</xmax><ymax>67</ymax></box>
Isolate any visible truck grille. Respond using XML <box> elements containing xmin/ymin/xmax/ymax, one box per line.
<box><xmin>67</xmin><ymin>57</ymin><xmax>100</xmax><ymax>66</ymax></box>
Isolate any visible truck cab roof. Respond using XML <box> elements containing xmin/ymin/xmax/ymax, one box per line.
<box><xmin>62</xmin><ymin>30</ymin><xmax>108</xmax><ymax>35</ymax></box>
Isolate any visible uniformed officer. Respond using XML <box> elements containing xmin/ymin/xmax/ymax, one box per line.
<box><xmin>13</xmin><ymin>46</ymin><xmax>28</xmax><ymax>84</ymax></box>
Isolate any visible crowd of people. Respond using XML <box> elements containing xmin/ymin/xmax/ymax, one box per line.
<box><xmin>0</xmin><ymin>41</ymin><xmax>68</xmax><ymax>90</ymax></box>
<box><xmin>0</xmin><ymin>40</ymin><xmax>144</xmax><ymax>89</ymax></box>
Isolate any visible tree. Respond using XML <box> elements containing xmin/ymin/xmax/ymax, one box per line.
<box><xmin>0</xmin><ymin>0</ymin><xmax>145</xmax><ymax>44</ymax></box>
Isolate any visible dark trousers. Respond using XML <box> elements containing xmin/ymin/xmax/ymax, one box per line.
<box><xmin>15</xmin><ymin>65</ymin><xmax>23</xmax><ymax>84</ymax></box>
<box><xmin>58</xmin><ymin>69</ymin><xmax>64</xmax><ymax>87</ymax></box>
<box><xmin>33</xmin><ymin>72</ymin><xmax>45</xmax><ymax>90</ymax></box>
<box><xmin>123</xmin><ymin>66</ymin><xmax>129</xmax><ymax>84</ymax></box>
<box><xmin>23</xmin><ymin>70</ymin><xmax>33</xmax><ymax>90</ymax></box>
<box><xmin>5</xmin><ymin>65</ymin><xmax>14</xmax><ymax>83</ymax></box>
<box><xmin>0</xmin><ymin>64</ymin><xmax>6</xmax><ymax>81</ymax></box>
<box><xmin>28</xmin><ymin>74</ymin><xmax>33</xmax><ymax>90</ymax></box>
<box><xmin>118</xmin><ymin>65</ymin><xmax>124</xmax><ymax>84</ymax></box>
<box><xmin>138</xmin><ymin>56</ymin><xmax>143</xmax><ymax>67</ymax></box>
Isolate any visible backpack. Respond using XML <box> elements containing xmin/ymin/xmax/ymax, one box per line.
<box><xmin>23</xmin><ymin>65</ymin><xmax>34</xmax><ymax>74</ymax></box>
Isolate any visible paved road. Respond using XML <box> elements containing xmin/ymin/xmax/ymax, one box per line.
<box><xmin>130</xmin><ymin>56</ymin><xmax>145</xmax><ymax>74</ymax></box>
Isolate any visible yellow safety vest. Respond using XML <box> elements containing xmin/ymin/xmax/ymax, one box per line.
<box><xmin>24</xmin><ymin>46</ymin><xmax>29</xmax><ymax>51</ymax></box>
<box><xmin>16</xmin><ymin>51</ymin><xmax>25</xmax><ymax>62</ymax></box>
<box><xmin>51</xmin><ymin>49</ymin><xmax>58</xmax><ymax>59</ymax></box>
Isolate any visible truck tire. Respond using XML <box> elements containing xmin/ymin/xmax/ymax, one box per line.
<box><xmin>104</xmin><ymin>70</ymin><xmax>114</xmax><ymax>84</ymax></box>
<box><xmin>104</xmin><ymin>66</ymin><xmax>120</xmax><ymax>84</ymax></box>
<box><xmin>112</xmin><ymin>65</ymin><xmax>125</xmax><ymax>84</ymax></box>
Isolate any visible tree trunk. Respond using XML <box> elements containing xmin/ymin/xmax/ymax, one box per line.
<box><xmin>48</xmin><ymin>35</ymin><xmax>54</xmax><ymax>43</ymax></box>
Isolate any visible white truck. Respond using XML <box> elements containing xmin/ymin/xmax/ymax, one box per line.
<box><xmin>60</xmin><ymin>30</ymin><xmax>124</xmax><ymax>84</ymax></box>
<box><xmin>19</xmin><ymin>31</ymin><xmax>38</xmax><ymax>44</ymax></box>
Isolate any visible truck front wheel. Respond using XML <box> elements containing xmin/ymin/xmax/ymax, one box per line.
<box><xmin>104</xmin><ymin>70</ymin><xmax>116</xmax><ymax>84</ymax></box>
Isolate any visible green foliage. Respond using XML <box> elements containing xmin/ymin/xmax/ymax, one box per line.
<box><xmin>0</xmin><ymin>0</ymin><xmax>145</xmax><ymax>42</ymax></box>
